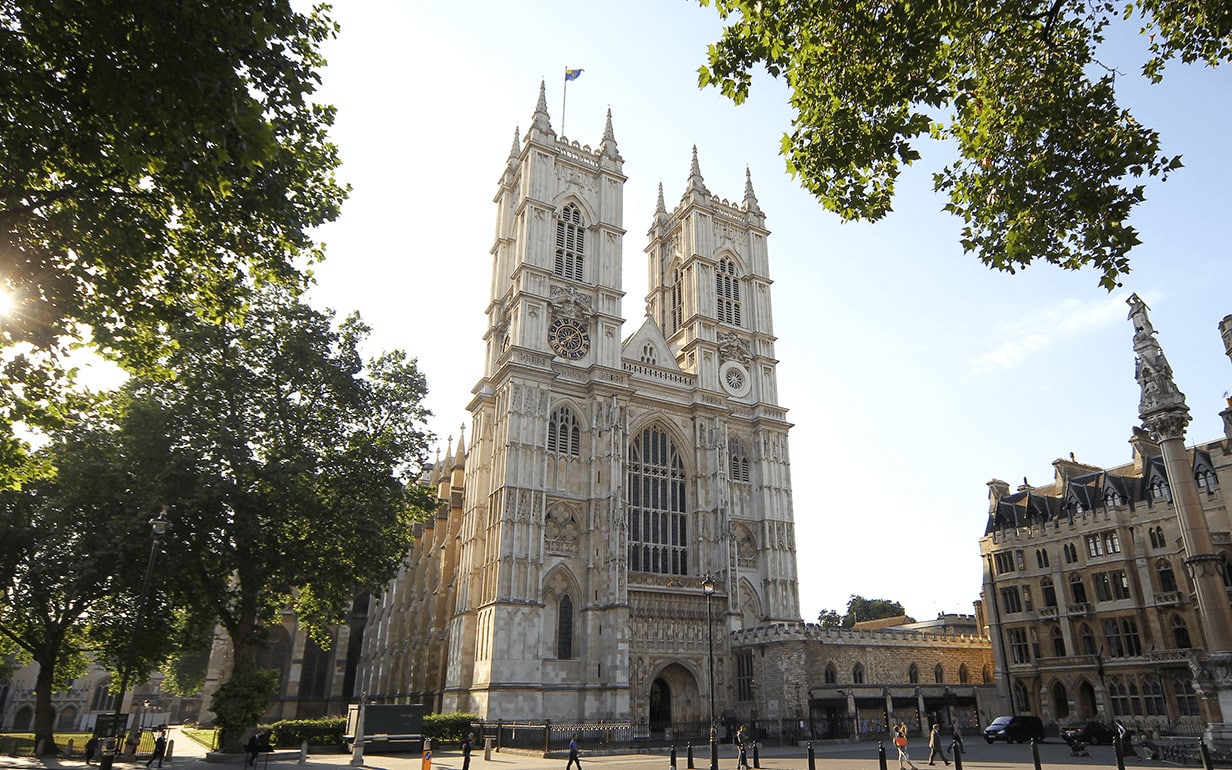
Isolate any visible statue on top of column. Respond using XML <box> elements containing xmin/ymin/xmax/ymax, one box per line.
<box><xmin>1128</xmin><ymin>293</ymin><xmax>1189</xmax><ymax>438</ymax></box>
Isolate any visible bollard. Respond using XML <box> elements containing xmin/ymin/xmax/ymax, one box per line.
<box><xmin>807</xmin><ymin>742</ymin><xmax>815</xmax><ymax>770</ymax></box>
<box><xmin>688</xmin><ymin>742</ymin><xmax>695</xmax><ymax>769</ymax></box>
<box><xmin>166</xmin><ymin>738</ymin><xmax>175</xmax><ymax>766</ymax></box>
<box><xmin>753</xmin><ymin>742</ymin><xmax>760</xmax><ymax>769</ymax></box>
<box><xmin>36</xmin><ymin>739</ymin><xmax>47</xmax><ymax>757</ymax></box>
<box><xmin>484</xmin><ymin>736</ymin><xmax>494</xmax><ymax>761</ymax></box>
<box><xmin>710</xmin><ymin>736</ymin><xmax>719</xmax><ymax>770</ymax></box>
<box><xmin>1114</xmin><ymin>735</ymin><xmax>1126</xmax><ymax>770</ymax></box>
<box><xmin>422</xmin><ymin>747</ymin><xmax>433</xmax><ymax>770</ymax></box>
<box><xmin>68</xmin><ymin>738</ymin><xmax>76</xmax><ymax>758</ymax></box>
<box><xmin>1200</xmin><ymin>740</ymin><xmax>1213</xmax><ymax>770</ymax></box>
<box><xmin>299</xmin><ymin>740</ymin><xmax>308</xmax><ymax>764</ymax></box>
<box><xmin>1031</xmin><ymin>738</ymin><xmax>1042</xmax><ymax>770</ymax></box>
<box><xmin>878</xmin><ymin>741</ymin><xmax>888</xmax><ymax>770</ymax></box>
<box><xmin>671</xmin><ymin>744</ymin><xmax>678</xmax><ymax>770</ymax></box>
<box><xmin>952</xmin><ymin>740</ymin><xmax>962</xmax><ymax>770</ymax></box>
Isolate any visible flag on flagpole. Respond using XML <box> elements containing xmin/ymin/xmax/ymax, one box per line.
<box><xmin>565</xmin><ymin>68</ymin><xmax>584</xmax><ymax>81</ymax></box>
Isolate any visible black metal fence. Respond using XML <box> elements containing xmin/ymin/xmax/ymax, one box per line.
<box><xmin>472</xmin><ymin>720</ymin><xmax>781</xmax><ymax>753</ymax></box>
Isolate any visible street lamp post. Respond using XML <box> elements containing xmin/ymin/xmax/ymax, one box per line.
<box><xmin>100</xmin><ymin>507</ymin><xmax>171</xmax><ymax>770</ymax></box>
<box><xmin>703</xmin><ymin>575</ymin><xmax>717</xmax><ymax>770</ymax></box>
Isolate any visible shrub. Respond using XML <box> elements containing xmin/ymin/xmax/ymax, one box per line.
<box><xmin>270</xmin><ymin>717</ymin><xmax>345</xmax><ymax>747</ymax></box>
<box><xmin>423</xmin><ymin>713</ymin><xmax>478</xmax><ymax>743</ymax></box>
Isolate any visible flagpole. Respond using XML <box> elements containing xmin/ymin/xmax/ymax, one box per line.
<box><xmin>561</xmin><ymin>69</ymin><xmax>569</xmax><ymax>138</ymax></box>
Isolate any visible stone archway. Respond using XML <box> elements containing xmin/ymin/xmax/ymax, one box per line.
<box><xmin>1051</xmin><ymin>681</ymin><xmax>1070</xmax><ymax>720</ymax></box>
<box><xmin>649</xmin><ymin>662</ymin><xmax>702</xmax><ymax>733</ymax></box>
<box><xmin>1076</xmin><ymin>680</ymin><xmax>1098</xmax><ymax>719</ymax></box>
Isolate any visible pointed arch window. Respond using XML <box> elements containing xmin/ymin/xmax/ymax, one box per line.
<box><xmin>548</xmin><ymin>407</ymin><xmax>581</xmax><ymax>457</ymax></box>
<box><xmin>729</xmin><ymin>438</ymin><xmax>750</xmax><ymax>482</ymax></box>
<box><xmin>982</xmin><ymin>666</ymin><xmax>993</xmax><ymax>684</ymax></box>
<box><xmin>959</xmin><ymin>663</ymin><xmax>970</xmax><ymax>684</ymax></box>
<box><xmin>824</xmin><ymin>662</ymin><xmax>838</xmax><ymax>684</ymax></box>
<box><xmin>908</xmin><ymin>663</ymin><xmax>920</xmax><ymax>684</ymax></box>
<box><xmin>716</xmin><ymin>258</ymin><xmax>742</xmax><ymax>326</ymax></box>
<box><xmin>1157</xmin><ymin>559</ymin><xmax>1178</xmax><ymax>593</ymax></box>
<box><xmin>852</xmin><ymin>662</ymin><xmax>865</xmax><ymax>684</ymax></box>
<box><xmin>934</xmin><ymin>664</ymin><xmax>945</xmax><ymax>683</ymax></box>
<box><xmin>555</xmin><ymin>204</ymin><xmax>585</xmax><ymax>281</ymax></box>
<box><xmin>557</xmin><ymin>595</ymin><xmax>575</xmax><ymax>659</ymax></box>
<box><xmin>90</xmin><ymin>679</ymin><xmax>119</xmax><ymax>712</ymax></box>
<box><xmin>670</xmin><ymin>267</ymin><xmax>684</xmax><ymax>334</ymax></box>
<box><xmin>1079</xmin><ymin>624</ymin><xmax>1097</xmax><ymax>655</ymax></box>
<box><xmin>1051</xmin><ymin>627</ymin><xmax>1066</xmax><ymax>657</ymax></box>
<box><xmin>1041</xmin><ymin>577</ymin><xmax>1057</xmax><ymax>608</ymax></box>
<box><xmin>1149</xmin><ymin>525</ymin><xmax>1166</xmax><ymax>548</ymax></box>
<box><xmin>1175</xmin><ymin>677</ymin><xmax>1201</xmax><ymax>715</ymax></box>
<box><xmin>1171</xmin><ymin>616</ymin><xmax>1192</xmax><ymax>649</ymax></box>
<box><xmin>627</xmin><ymin>425</ymin><xmax>688</xmax><ymax>575</ymax></box>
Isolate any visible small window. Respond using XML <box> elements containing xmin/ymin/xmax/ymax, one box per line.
<box><xmin>1051</xmin><ymin>627</ymin><xmax>1066</xmax><ymax>657</ymax></box>
<box><xmin>1008</xmin><ymin>628</ymin><xmax>1030</xmax><ymax>663</ymax></box>
<box><xmin>958</xmin><ymin>664</ymin><xmax>970</xmax><ymax>684</ymax></box>
<box><xmin>852</xmin><ymin>662</ymin><xmax>865</xmax><ymax>684</ymax></box>
<box><xmin>824</xmin><ymin>662</ymin><xmax>838</xmax><ymax>684</ymax></box>
<box><xmin>736</xmin><ymin>650</ymin><xmax>754</xmax><ymax>701</ymax></box>
<box><xmin>1036</xmin><ymin>549</ymin><xmax>1050</xmax><ymax>568</ymax></box>
<box><xmin>640</xmin><ymin>343</ymin><xmax>657</xmax><ymax>365</ymax></box>
<box><xmin>729</xmin><ymin>438</ymin><xmax>750</xmax><ymax>483</ymax></box>
<box><xmin>548</xmin><ymin>407</ymin><xmax>581</xmax><ymax>457</ymax></box>
<box><xmin>1000</xmin><ymin>586</ymin><xmax>1023</xmax><ymax>614</ymax></box>
<box><xmin>934</xmin><ymin>664</ymin><xmax>945</xmax><ymax>684</ymax></box>
<box><xmin>1041</xmin><ymin>578</ymin><xmax>1057</xmax><ymax>608</ymax></box>
<box><xmin>1157</xmin><ymin>560</ymin><xmax>1178</xmax><ymax>592</ymax></box>
<box><xmin>1070</xmin><ymin>574</ymin><xmax>1088</xmax><ymax>604</ymax></box>
<box><xmin>908</xmin><ymin>663</ymin><xmax>920</xmax><ymax>684</ymax></box>
<box><xmin>1171</xmin><ymin>616</ymin><xmax>1192</xmax><ymax>649</ymax></box>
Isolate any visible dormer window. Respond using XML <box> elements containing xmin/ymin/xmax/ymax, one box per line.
<box><xmin>555</xmin><ymin>204</ymin><xmax>585</xmax><ymax>281</ymax></box>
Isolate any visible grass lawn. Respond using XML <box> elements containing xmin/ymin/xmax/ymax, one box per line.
<box><xmin>0</xmin><ymin>732</ymin><xmax>94</xmax><ymax>757</ymax></box>
<box><xmin>182</xmin><ymin>727</ymin><xmax>219</xmax><ymax>750</ymax></box>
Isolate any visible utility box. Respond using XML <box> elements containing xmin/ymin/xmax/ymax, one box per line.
<box><xmin>345</xmin><ymin>704</ymin><xmax>425</xmax><ymax>753</ymax></box>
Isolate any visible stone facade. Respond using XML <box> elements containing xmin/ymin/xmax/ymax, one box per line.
<box><xmin>980</xmin><ymin>304</ymin><xmax>1232</xmax><ymax>741</ymax></box>
<box><xmin>729</xmin><ymin>621</ymin><xmax>997</xmax><ymax>741</ymax></box>
<box><xmin>352</xmin><ymin>86</ymin><xmax>803</xmax><ymax>731</ymax></box>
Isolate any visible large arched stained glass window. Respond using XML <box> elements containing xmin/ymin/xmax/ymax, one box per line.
<box><xmin>627</xmin><ymin>425</ymin><xmax>688</xmax><ymax>575</ymax></box>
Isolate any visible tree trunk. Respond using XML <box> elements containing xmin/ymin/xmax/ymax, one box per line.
<box><xmin>33</xmin><ymin>652</ymin><xmax>57</xmax><ymax>755</ymax></box>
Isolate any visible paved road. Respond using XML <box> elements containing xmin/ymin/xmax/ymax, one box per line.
<box><xmin>0</xmin><ymin>731</ymin><xmax>1159</xmax><ymax>770</ymax></box>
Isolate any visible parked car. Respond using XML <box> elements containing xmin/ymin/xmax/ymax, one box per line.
<box><xmin>983</xmin><ymin>715</ymin><xmax>1046</xmax><ymax>743</ymax></box>
<box><xmin>1061</xmin><ymin>721</ymin><xmax>1116</xmax><ymax>745</ymax></box>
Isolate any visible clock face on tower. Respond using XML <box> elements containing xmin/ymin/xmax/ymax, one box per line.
<box><xmin>548</xmin><ymin>318</ymin><xmax>591</xmax><ymax>360</ymax></box>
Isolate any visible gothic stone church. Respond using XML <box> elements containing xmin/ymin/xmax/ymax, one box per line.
<box><xmin>354</xmin><ymin>86</ymin><xmax>802</xmax><ymax>730</ymax></box>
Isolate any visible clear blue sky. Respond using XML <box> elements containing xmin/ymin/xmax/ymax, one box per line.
<box><xmin>303</xmin><ymin>1</ymin><xmax>1232</xmax><ymax>623</ymax></box>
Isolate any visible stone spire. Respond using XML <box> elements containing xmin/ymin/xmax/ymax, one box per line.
<box><xmin>743</xmin><ymin>166</ymin><xmax>762</xmax><ymax>213</ymax></box>
<box><xmin>686</xmin><ymin>145</ymin><xmax>710</xmax><ymax>196</ymax></box>
<box><xmin>531</xmin><ymin>80</ymin><xmax>554</xmax><ymax>137</ymax></box>
<box><xmin>1128</xmin><ymin>293</ymin><xmax>1189</xmax><ymax>440</ymax></box>
<box><xmin>454</xmin><ymin>423</ymin><xmax>467</xmax><ymax>466</ymax></box>
<box><xmin>600</xmin><ymin>107</ymin><xmax>621</xmax><ymax>161</ymax></box>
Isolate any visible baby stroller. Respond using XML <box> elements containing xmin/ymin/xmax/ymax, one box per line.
<box><xmin>1063</xmin><ymin>732</ymin><xmax>1090</xmax><ymax>757</ymax></box>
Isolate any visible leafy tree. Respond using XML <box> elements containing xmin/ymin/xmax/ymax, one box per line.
<box><xmin>696</xmin><ymin>0</ymin><xmax>1229</xmax><ymax>288</ymax></box>
<box><xmin>0</xmin><ymin>411</ymin><xmax>178</xmax><ymax>754</ymax></box>
<box><xmin>116</xmin><ymin>285</ymin><xmax>436</xmax><ymax>750</ymax></box>
<box><xmin>844</xmin><ymin>595</ymin><xmax>914</xmax><ymax>627</ymax></box>
<box><xmin>0</xmin><ymin>1</ymin><xmax>347</xmax><ymax>485</ymax></box>
<box><xmin>817</xmin><ymin>609</ymin><xmax>843</xmax><ymax>628</ymax></box>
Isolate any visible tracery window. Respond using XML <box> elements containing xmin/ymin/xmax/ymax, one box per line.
<box><xmin>1143</xmin><ymin>676</ymin><xmax>1166</xmax><ymax>716</ymax></box>
<box><xmin>1070</xmin><ymin>574</ymin><xmax>1088</xmax><ymax>604</ymax></box>
<box><xmin>548</xmin><ymin>407</ymin><xmax>581</xmax><ymax>457</ymax></box>
<box><xmin>1041</xmin><ymin>578</ymin><xmax>1057</xmax><ymax>608</ymax></box>
<box><xmin>1150</xmin><ymin>477</ymin><xmax>1172</xmax><ymax>503</ymax></box>
<box><xmin>1000</xmin><ymin>586</ymin><xmax>1022</xmax><ymax>613</ymax></box>
<box><xmin>1008</xmin><ymin>628</ymin><xmax>1030</xmax><ymax>663</ymax></box>
<box><xmin>1175</xmin><ymin>677</ymin><xmax>1201</xmax><ymax>715</ymax></box>
<box><xmin>640</xmin><ymin>343</ymin><xmax>657</xmax><ymax>365</ymax></box>
<box><xmin>716</xmin><ymin>258</ymin><xmax>742</xmax><ymax>326</ymax></box>
<box><xmin>627</xmin><ymin>425</ymin><xmax>688</xmax><ymax>575</ymax></box>
<box><xmin>1171</xmin><ymin>616</ymin><xmax>1192</xmax><ymax>648</ymax></box>
<box><xmin>824</xmin><ymin>663</ymin><xmax>838</xmax><ymax>684</ymax></box>
<box><xmin>1079</xmin><ymin>624</ymin><xmax>1097</xmax><ymax>655</ymax></box>
<box><xmin>555</xmin><ymin>204</ymin><xmax>585</xmax><ymax>281</ymax></box>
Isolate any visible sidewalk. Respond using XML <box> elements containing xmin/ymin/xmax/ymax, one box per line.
<box><xmin>0</xmin><ymin>736</ymin><xmax>1156</xmax><ymax>770</ymax></box>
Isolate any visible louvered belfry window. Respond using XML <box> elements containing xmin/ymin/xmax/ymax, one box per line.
<box><xmin>716</xmin><ymin>258</ymin><xmax>741</xmax><ymax>326</ymax></box>
<box><xmin>555</xmin><ymin>204</ymin><xmax>585</xmax><ymax>281</ymax></box>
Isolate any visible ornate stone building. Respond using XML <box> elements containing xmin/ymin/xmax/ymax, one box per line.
<box><xmin>353</xmin><ymin>84</ymin><xmax>803</xmax><ymax>730</ymax></box>
<box><xmin>980</xmin><ymin>300</ymin><xmax>1232</xmax><ymax>740</ymax></box>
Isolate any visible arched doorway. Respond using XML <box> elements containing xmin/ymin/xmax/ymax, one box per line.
<box><xmin>650</xmin><ymin>679</ymin><xmax>671</xmax><ymax>735</ymax></box>
<box><xmin>13</xmin><ymin>705</ymin><xmax>33</xmax><ymax>731</ymax></box>
<box><xmin>1076</xmin><ymin>680</ymin><xmax>1098</xmax><ymax>719</ymax></box>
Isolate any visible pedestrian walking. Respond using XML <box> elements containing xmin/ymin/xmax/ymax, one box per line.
<box><xmin>462</xmin><ymin>732</ymin><xmax>474</xmax><ymax>770</ymax></box>
<box><xmin>566</xmin><ymin>734</ymin><xmax>582</xmax><ymax>770</ymax></box>
<box><xmin>735</xmin><ymin>725</ymin><xmax>750</xmax><ymax>770</ymax></box>
<box><xmin>927</xmin><ymin>724</ymin><xmax>950</xmax><ymax>766</ymax></box>
<box><xmin>894</xmin><ymin>723</ymin><xmax>918</xmax><ymax>770</ymax></box>
<box><xmin>246</xmin><ymin>732</ymin><xmax>262</xmax><ymax>766</ymax></box>
<box><xmin>147</xmin><ymin>733</ymin><xmax>167</xmax><ymax>768</ymax></box>
<box><xmin>85</xmin><ymin>736</ymin><xmax>100</xmax><ymax>765</ymax></box>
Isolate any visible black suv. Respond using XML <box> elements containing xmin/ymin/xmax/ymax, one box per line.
<box><xmin>983</xmin><ymin>715</ymin><xmax>1045</xmax><ymax>743</ymax></box>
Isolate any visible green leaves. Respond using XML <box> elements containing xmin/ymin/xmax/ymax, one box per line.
<box><xmin>698</xmin><ymin>0</ymin><xmax>1229</xmax><ymax>287</ymax></box>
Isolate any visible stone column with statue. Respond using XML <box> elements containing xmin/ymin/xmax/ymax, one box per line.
<box><xmin>1128</xmin><ymin>294</ymin><xmax>1232</xmax><ymax>744</ymax></box>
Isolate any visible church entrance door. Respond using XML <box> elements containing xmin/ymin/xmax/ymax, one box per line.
<box><xmin>650</xmin><ymin>678</ymin><xmax>672</xmax><ymax>735</ymax></box>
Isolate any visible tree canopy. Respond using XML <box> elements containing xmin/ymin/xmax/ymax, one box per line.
<box><xmin>698</xmin><ymin>0</ymin><xmax>1231</xmax><ymax>289</ymax></box>
<box><xmin>0</xmin><ymin>0</ymin><xmax>346</xmax><ymax>486</ymax></box>
<box><xmin>818</xmin><ymin>595</ymin><xmax>914</xmax><ymax>628</ymax></box>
